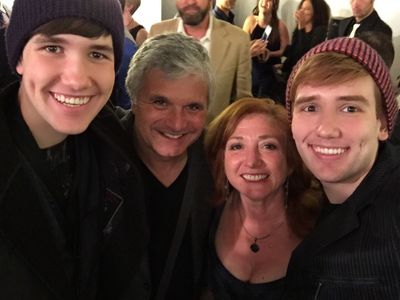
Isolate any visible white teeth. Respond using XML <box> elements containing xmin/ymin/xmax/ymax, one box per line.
<box><xmin>242</xmin><ymin>174</ymin><xmax>267</xmax><ymax>181</ymax></box>
<box><xmin>314</xmin><ymin>146</ymin><xmax>346</xmax><ymax>155</ymax></box>
<box><xmin>54</xmin><ymin>93</ymin><xmax>90</xmax><ymax>106</ymax></box>
<box><xmin>163</xmin><ymin>133</ymin><xmax>183</xmax><ymax>139</ymax></box>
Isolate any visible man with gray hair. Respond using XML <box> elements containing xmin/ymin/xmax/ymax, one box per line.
<box><xmin>149</xmin><ymin>0</ymin><xmax>252</xmax><ymax>123</ymax></box>
<box><xmin>123</xmin><ymin>33</ymin><xmax>214</xmax><ymax>299</ymax></box>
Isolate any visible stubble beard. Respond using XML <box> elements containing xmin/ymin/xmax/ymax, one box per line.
<box><xmin>178</xmin><ymin>6</ymin><xmax>209</xmax><ymax>26</ymax></box>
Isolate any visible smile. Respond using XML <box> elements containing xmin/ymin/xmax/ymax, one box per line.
<box><xmin>162</xmin><ymin>132</ymin><xmax>184</xmax><ymax>139</ymax></box>
<box><xmin>53</xmin><ymin>93</ymin><xmax>90</xmax><ymax>107</ymax></box>
<box><xmin>313</xmin><ymin>145</ymin><xmax>348</xmax><ymax>155</ymax></box>
<box><xmin>242</xmin><ymin>174</ymin><xmax>268</xmax><ymax>181</ymax></box>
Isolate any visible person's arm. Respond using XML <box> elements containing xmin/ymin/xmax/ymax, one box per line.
<box><xmin>242</xmin><ymin>15</ymin><xmax>255</xmax><ymax>34</ymax></box>
<box><xmin>243</xmin><ymin>15</ymin><xmax>268</xmax><ymax>58</ymax></box>
<box><xmin>135</xmin><ymin>28</ymin><xmax>148</xmax><ymax>47</ymax></box>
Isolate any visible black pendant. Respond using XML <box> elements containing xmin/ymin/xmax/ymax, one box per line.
<box><xmin>250</xmin><ymin>242</ymin><xmax>259</xmax><ymax>253</ymax></box>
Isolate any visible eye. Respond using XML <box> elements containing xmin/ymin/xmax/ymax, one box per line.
<box><xmin>303</xmin><ymin>104</ymin><xmax>316</xmax><ymax>112</ymax></box>
<box><xmin>152</xmin><ymin>98</ymin><xmax>168</xmax><ymax>109</ymax></box>
<box><xmin>227</xmin><ymin>143</ymin><xmax>242</xmax><ymax>151</ymax></box>
<box><xmin>262</xmin><ymin>143</ymin><xmax>277</xmax><ymax>150</ymax></box>
<box><xmin>90</xmin><ymin>51</ymin><xmax>107</xmax><ymax>60</ymax></box>
<box><xmin>185</xmin><ymin>103</ymin><xmax>204</xmax><ymax>112</ymax></box>
<box><xmin>45</xmin><ymin>45</ymin><xmax>61</xmax><ymax>53</ymax></box>
<box><xmin>342</xmin><ymin>105</ymin><xmax>358</xmax><ymax>113</ymax></box>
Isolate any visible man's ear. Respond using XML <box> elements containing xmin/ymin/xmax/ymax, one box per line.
<box><xmin>378</xmin><ymin>116</ymin><xmax>389</xmax><ymax>141</ymax></box>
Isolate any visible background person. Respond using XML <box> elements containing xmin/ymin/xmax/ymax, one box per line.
<box><xmin>243</xmin><ymin>0</ymin><xmax>289</xmax><ymax>104</ymax></box>
<box><xmin>281</xmin><ymin>0</ymin><xmax>330</xmax><ymax>78</ymax></box>
<box><xmin>149</xmin><ymin>0</ymin><xmax>252</xmax><ymax>123</ymax></box>
<box><xmin>212</xmin><ymin>0</ymin><xmax>236</xmax><ymax>24</ymax></box>
<box><xmin>327</xmin><ymin>0</ymin><xmax>392</xmax><ymax>39</ymax></box>
<box><xmin>122</xmin><ymin>0</ymin><xmax>148</xmax><ymax>47</ymax></box>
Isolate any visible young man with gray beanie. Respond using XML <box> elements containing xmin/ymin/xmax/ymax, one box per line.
<box><xmin>283</xmin><ymin>37</ymin><xmax>400</xmax><ymax>299</ymax></box>
<box><xmin>1</xmin><ymin>0</ymin><xmax>147</xmax><ymax>299</ymax></box>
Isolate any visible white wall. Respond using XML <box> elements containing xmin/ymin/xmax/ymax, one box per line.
<box><xmin>135</xmin><ymin>1</ymin><xmax>162</xmax><ymax>31</ymax></box>
<box><xmin>2</xmin><ymin>0</ymin><xmax>161</xmax><ymax>32</ymax></box>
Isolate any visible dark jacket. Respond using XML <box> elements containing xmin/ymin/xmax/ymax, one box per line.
<box><xmin>282</xmin><ymin>25</ymin><xmax>328</xmax><ymax>76</ymax></box>
<box><xmin>0</xmin><ymin>83</ymin><xmax>148</xmax><ymax>300</ymax></box>
<box><xmin>282</xmin><ymin>143</ymin><xmax>400</xmax><ymax>299</ymax></box>
<box><xmin>328</xmin><ymin>9</ymin><xmax>392</xmax><ymax>39</ymax></box>
<box><xmin>120</xmin><ymin>112</ymin><xmax>214</xmax><ymax>299</ymax></box>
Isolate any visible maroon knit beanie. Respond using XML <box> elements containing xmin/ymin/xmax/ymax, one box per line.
<box><xmin>6</xmin><ymin>0</ymin><xmax>124</xmax><ymax>72</ymax></box>
<box><xmin>286</xmin><ymin>37</ymin><xmax>398</xmax><ymax>136</ymax></box>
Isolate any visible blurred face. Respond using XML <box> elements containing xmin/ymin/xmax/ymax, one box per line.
<box><xmin>351</xmin><ymin>0</ymin><xmax>374</xmax><ymax>22</ymax></box>
<box><xmin>224</xmin><ymin>113</ymin><xmax>289</xmax><ymax>203</ymax></box>
<box><xmin>16</xmin><ymin>33</ymin><xmax>115</xmax><ymax>148</ymax></box>
<box><xmin>176</xmin><ymin>0</ymin><xmax>212</xmax><ymax>25</ymax></box>
<box><xmin>300</xmin><ymin>0</ymin><xmax>314</xmax><ymax>24</ymax></box>
<box><xmin>220</xmin><ymin>0</ymin><xmax>236</xmax><ymax>10</ymax></box>
<box><xmin>133</xmin><ymin>68</ymin><xmax>208</xmax><ymax>163</ymax></box>
<box><xmin>258</xmin><ymin>0</ymin><xmax>273</xmax><ymax>15</ymax></box>
<box><xmin>291</xmin><ymin>76</ymin><xmax>388</xmax><ymax>202</ymax></box>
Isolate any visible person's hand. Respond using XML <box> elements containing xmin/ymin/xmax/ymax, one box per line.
<box><xmin>295</xmin><ymin>10</ymin><xmax>306</xmax><ymax>29</ymax></box>
<box><xmin>250</xmin><ymin>39</ymin><xmax>268</xmax><ymax>58</ymax></box>
<box><xmin>258</xmin><ymin>48</ymin><xmax>270</xmax><ymax>62</ymax></box>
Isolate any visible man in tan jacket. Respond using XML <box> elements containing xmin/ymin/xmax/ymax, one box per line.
<box><xmin>149</xmin><ymin>0</ymin><xmax>252</xmax><ymax>122</ymax></box>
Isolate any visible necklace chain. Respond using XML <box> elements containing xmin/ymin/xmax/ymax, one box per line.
<box><xmin>237</xmin><ymin>207</ymin><xmax>272</xmax><ymax>241</ymax></box>
<box><xmin>237</xmin><ymin>205</ymin><xmax>273</xmax><ymax>253</ymax></box>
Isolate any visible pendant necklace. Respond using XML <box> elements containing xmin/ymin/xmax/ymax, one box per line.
<box><xmin>238</xmin><ymin>202</ymin><xmax>283</xmax><ymax>253</ymax></box>
<box><xmin>237</xmin><ymin>206</ymin><xmax>273</xmax><ymax>253</ymax></box>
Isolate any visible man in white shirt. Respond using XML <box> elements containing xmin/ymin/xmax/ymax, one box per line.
<box><xmin>149</xmin><ymin>0</ymin><xmax>252</xmax><ymax>122</ymax></box>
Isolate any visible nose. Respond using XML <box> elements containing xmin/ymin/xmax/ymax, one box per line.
<box><xmin>165</xmin><ymin>107</ymin><xmax>188</xmax><ymax>132</ymax></box>
<box><xmin>245</xmin><ymin>146</ymin><xmax>263</xmax><ymax>168</ymax></box>
<box><xmin>60</xmin><ymin>55</ymin><xmax>92</xmax><ymax>90</ymax></box>
<box><xmin>316</xmin><ymin>113</ymin><xmax>341</xmax><ymax>139</ymax></box>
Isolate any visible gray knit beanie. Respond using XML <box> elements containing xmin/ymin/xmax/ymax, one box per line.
<box><xmin>6</xmin><ymin>0</ymin><xmax>124</xmax><ymax>72</ymax></box>
<box><xmin>286</xmin><ymin>37</ymin><xmax>398</xmax><ymax>136</ymax></box>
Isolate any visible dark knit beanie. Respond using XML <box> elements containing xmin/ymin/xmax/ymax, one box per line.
<box><xmin>286</xmin><ymin>37</ymin><xmax>398</xmax><ymax>136</ymax></box>
<box><xmin>6</xmin><ymin>0</ymin><xmax>124</xmax><ymax>72</ymax></box>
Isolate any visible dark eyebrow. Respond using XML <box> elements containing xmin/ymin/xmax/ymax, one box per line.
<box><xmin>293</xmin><ymin>95</ymin><xmax>317</xmax><ymax>107</ymax></box>
<box><xmin>32</xmin><ymin>35</ymin><xmax>114</xmax><ymax>55</ymax></box>
<box><xmin>32</xmin><ymin>35</ymin><xmax>66</xmax><ymax>44</ymax></box>
<box><xmin>336</xmin><ymin>95</ymin><xmax>370</xmax><ymax>106</ymax></box>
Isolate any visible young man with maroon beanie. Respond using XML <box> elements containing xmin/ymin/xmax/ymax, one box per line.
<box><xmin>1</xmin><ymin>0</ymin><xmax>147</xmax><ymax>299</ymax></box>
<box><xmin>283</xmin><ymin>37</ymin><xmax>400</xmax><ymax>299</ymax></box>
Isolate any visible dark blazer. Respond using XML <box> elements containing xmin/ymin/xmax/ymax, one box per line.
<box><xmin>282</xmin><ymin>143</ymin><xmax>400</xmax><ymax>299</ymax></box>
<box><xmin>120</xmin><ymin>112</ymin><xmax>214</xmax><ymax>299</ymax></box>
<box><xmin>0</xmin><ymin>83</ymin><xmax>148</xmax><ymax>300</ymax></box>
<box><xmin>328</xmin><ymin>9</ymin><xmax>392</xmax><ymax>39</ymax></box>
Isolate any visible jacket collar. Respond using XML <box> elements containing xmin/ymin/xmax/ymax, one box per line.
<box><xmin>302</xmin><ymin>143</ymin><xmax>398</xmax><ymax>257</ymax></box>
<box><xmin>0</xmin><ymin>82</ymin><xmax>75</xmax><ymax>299</ymax></box>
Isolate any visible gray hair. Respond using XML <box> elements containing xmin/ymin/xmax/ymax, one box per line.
<box><xmin>125</xmin><ymin>32</ymin><xmax>213</xmax><ymax>105</ymax></box>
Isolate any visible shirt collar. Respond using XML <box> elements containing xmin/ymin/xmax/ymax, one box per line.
<box><xmin>177</xmin><ymin>13</ymin><xmax>213</xmax><ymax>42</ymax></box>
